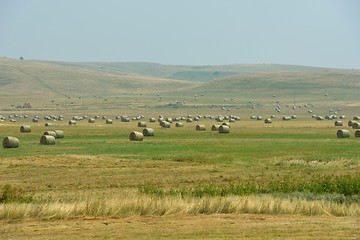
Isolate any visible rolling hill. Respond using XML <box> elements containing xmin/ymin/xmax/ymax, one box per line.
<box><xmin>0</xmin><ymin>57</ymin><xmax>359</xmax><ymax>111</ymax></box>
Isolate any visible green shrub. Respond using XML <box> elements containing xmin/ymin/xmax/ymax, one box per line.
<box><xmin>0</xmin><ymin>184</ymin><xmax>33</xmax><ymax>203</ymax></box>
<box><xmin>138</xmin><ymin>174</ymin><xmax>360</xmax><ymax>201</ymax></box>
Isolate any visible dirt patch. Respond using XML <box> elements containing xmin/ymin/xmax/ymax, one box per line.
<box><xmin>0</xmin><ymin>214</ymin><xmax>359</xmax><ymax>239</ymax></box>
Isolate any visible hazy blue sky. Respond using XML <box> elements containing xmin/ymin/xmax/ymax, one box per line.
<box><xmin>1</xmin><ymin>0</ymin><xmax>359</xmax><ymax>69</ymax></box>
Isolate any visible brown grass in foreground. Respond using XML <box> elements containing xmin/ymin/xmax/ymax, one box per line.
<box><xmin>1</xmin><ymin>192</ymin><xmax>359</xmax><ymax>220</ymax></box>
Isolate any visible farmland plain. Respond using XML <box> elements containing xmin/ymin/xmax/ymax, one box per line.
<box><xmin>0</xmin><ymin>58</ymin><xmax>360</xmax><ymax>239</ymax></box>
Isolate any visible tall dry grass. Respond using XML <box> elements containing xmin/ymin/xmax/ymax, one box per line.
<box><xmin>0</xmin><ymin>191</ymin><xmax>359</xmax><ymax>220</ymax></box>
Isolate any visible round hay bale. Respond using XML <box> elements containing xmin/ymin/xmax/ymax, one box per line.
<box><xmin>129</xmin><ymin>131</ymin><xmax>144</xmax><ymax>141</ymax></box>
<box><xmin>337</xmin><ymin>129</ymin><xmax>350</xmax><ymax>138</ymax></box>
<box><xmin>122</xmin><ymin>117</ymin><xmax>130</xmax><ymax>122</ymax></box>
<box><xmin>165</xmin><ymin>117</ymin><xmax>173</xmax><ymax>123</ymax></box>
<box><xmin>339</xmin><ymin>115</ymin><xmax>346</xmax><ymax>119</ymax></box>
<box><xmin>149</xmin><ymin>117</ymin><xmax>156</xmax><ymax>123</ymax></box>
<box><xmin>353</xmin><ymin>116</ymin><xmax>360</xmax><ymax>120</ymax></box>
<box><xmin>160</xmin><ymin>121</ymin><xmax>171</xmax><ymax>128</ymax></box>
<box><xmin>40</xmin><ymin>135</ymin><xmax>56</xmax><ymax>145</ymax></box>
<box><xmin>291</xmin><ymin>115</ymin><xmax>296</xmax><ymax>119</ymax></box>
<box><xmin>106</xmin><ymin>119</ymin><xmax>113</xmax><ymax>124</ymax></box>
<box><xmin>256</xmin><ymin>116</ymin><xmax>262</xmax><ymax>120</ymax></box>
<box><xmin>218</xmin><ymin>125</ymin><xmax>230</xmax><ymax>134</ymax></box>
<box><xmin>355</xmin><ymin>130</ymin><xmax>360</xmax><ymax>137</ymax></box>
<box><xmin>264</xmin><ymin>118</ymin><xmax>272</xmax><ymax>124</ymax></box>
<box><xmin>10</xmin><ymin>118</ymin><xmax>17</xmax><ymax>122</ymax></box>
<box><xmin>175</xmin><ymin>122</ymin><xmax>184</xmax><ymax>127</ymax></box>
<box><xmin>352</xmin><ymin>122</ymin><xmax>360</xmax><ymax>129</ymax></box>
<box><xmin>32</xmin><ymin>118</ymin><xmax>39</xmax><ymax>122</ymax></box>
<box><xmin>211</xmin><ymin>125</ymin><xmax>220</xmax><ymax>131</ymax></box>
<box><xmin>54</xmin><ymin>130</ymin><xmax>64</xmax><ymax>139</ymax></box>
<box><xmin>44</xmin><ymin>130</ymin><xmax>57</xmax><ymax>138</ymax></box>
<box><xmin>196</xmin><ymin>125</ymin><xmax>206</xmax><ymax>131</ymax></box>
<box><xmin>186</xmin><ymin>118</ymin><xmax>193</xmax><ymax>123</ymax></box>
<box><xmin>334</xmin><ymin>121</ymin><xmax>343</xmax><ymax>127</ymax></box>
<box><xmin>20</xmin><ymin>125</ymin><xmax>31</xmax><ymax>133</ymax></box>
<box><xmin>222</xmin><ymin>122</ymin><xmax>231</xmax><ymax>127</ymax></box>
<box><xmin>68</xmin><ymin>120</ymin><xmax>76</xmax><ymax>125</ymax></box>
<box><xmin>282</xmin><ymin>116</ymin><xmax>291</xmax><ymax>121</ymax></box>
<box><xmin>143</xmin><ymin>128</ymin><xmax>154</xmax><ymax>136</ymax></box>
<box><xmin>138</xmin><ymin>122</ymin><xmax>147</xmax><ymax>127</ymax></box>
<box><xmin>316</xmin><ymin>116</ymin><xmax>324</xmax><ymax>121</ymax></box>
<box><xmin>3</xmin><ymin>136</ymin><xmax>19</xmax><ymax>148</ymax></box>
<box><xmin>348</xmin><ymin>120</ymin><xmax>356</xmax><ymax>127</ymax></box>
<box><xmin>88</xmin><ymin>118</ymin><xmax>95</xmax><ymax>123</ymax></box>
<box><xmin>216</xmin><ymin>117</ymin><xmax>224</xmax><ymax>122</ymax></box>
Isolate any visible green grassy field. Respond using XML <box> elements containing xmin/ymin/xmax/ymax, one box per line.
<box><xmin>1</xmin><ymin>120</ymin><xmax>360</xmax><ymax>163</ymax></box>
<box><xmin>1</xmin><ymin>116</ymin><xmax>360</xmax><ymax>239</ymax></box>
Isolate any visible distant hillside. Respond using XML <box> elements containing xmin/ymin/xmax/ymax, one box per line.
<box><xmin>0</xmin><ymin>58</ymin><xmax>198</xmax><ymax>99</ymax></box>
<box><xmin>48</xmin><ymin>61</ymin><xmax>324</xmax><ymax>81</ymax></box>
<box><xmin>195</xmin><ymin>70</ymin><xmax>360</xmax><ymax>93</ymax></box>
<box><xmin>179</xmin><ymin>69</ymin><xmax>360</xmax><ymax>106</ymax></box>
<box><xmin>0</xmin><ymin>57</ymin><xmax>359</xmax><ymax>110</ymax></box>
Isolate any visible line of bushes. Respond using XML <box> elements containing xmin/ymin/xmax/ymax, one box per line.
<box><xmin>139</xmin><ymin>174</ymin><xmax>360</xmax><ymax>202</ymax></box>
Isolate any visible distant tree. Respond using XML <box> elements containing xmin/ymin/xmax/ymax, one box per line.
<box><xmin>20</xmin><ymin>57</ymin><xmax>24</xmax><ymax>61</ymax></box>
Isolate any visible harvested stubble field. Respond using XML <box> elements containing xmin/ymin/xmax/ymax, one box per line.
<box><xmin>1</xmin><ymin>117</ymin><xmax>360</xmax><ymax>239</ymax></box>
